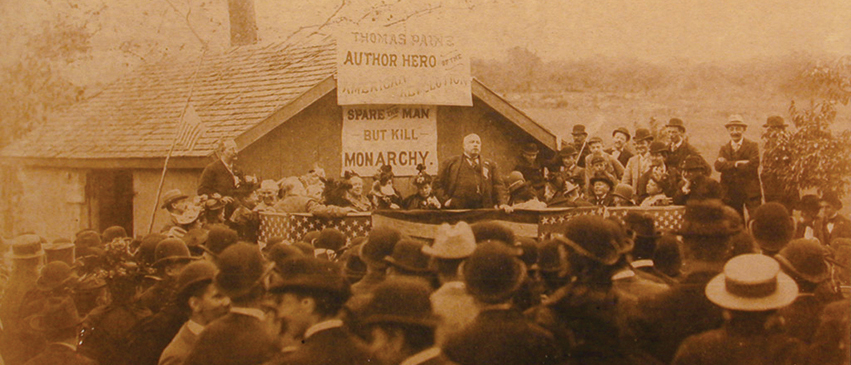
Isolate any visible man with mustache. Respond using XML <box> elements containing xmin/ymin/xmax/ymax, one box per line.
<box><xmin>714</xmin><ymin>114</ymin><xmax>762</xmax><ymax>218</ymax></box>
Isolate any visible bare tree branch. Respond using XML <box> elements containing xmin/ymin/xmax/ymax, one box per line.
<box><xmin>161</xmin><ymin>0</ymin><xmax>208</xmax><ymax>49</ymax></box>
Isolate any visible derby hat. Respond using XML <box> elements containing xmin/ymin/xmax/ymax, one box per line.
<box><xmin>624</xmin><ymin>212</ymin><xmax>659</xmax><ymax>238</ymax></box>
<box><xmin>612</xmin><ymin>127</ymin><xmax>631</xmax><ymax>141</ymax></box>
<box><xmin>268</xmin><ymin>244</ymin><xmax>304</xmax><ymax>270</ymax></box>
<box><xmin>612</xmin><ymin>184</ymin><xmax>635</xmax><ymax>201</ymax></box>
<box><xmin>470</xmin><ymin>221</ymin><xmax>516</xmax><ymax>245</ymax></box>
<box><xmin>423</xmin><ymin>222</ymin><xmax>476</xmax><ymax>259</ymax></box>
<box><xmin>385</xmin><ymin>239</ymin><xmax>432</xmax><ymax>273</ymax></box>
<box><xmin>215</xmin><ymin>243</ymin><xmax>269</xmax><ymax>299</ymax></box>
<box><xmin>572</xmin><ymin>125</ymin><xmax>588</xmax><ymax>136</ymax></box>
<box><xmin>182</xmin><ymin>228</ymin><xmax>209</xmax><ymax>254</ymax></box>
<box><xmin>521</xmin><ymin>143</ymin><xmax>539</xmax><ymax>155</ymax></box>
<box><xmin>678</xmin><ymin>199</ymin><xmax>739</xmax><ymax>237</ymax></box>
<box><xmin>649</xmin><ymin>141</ymin><xmax>669</xmax><ymax>155</ymax></box>
<box><xmin>463</xmin><ymin>241</ymin><xmax>527</xmax><ymax>304</ymax></box>
<box><xmin>359</xmin><ymin>226</ymin><xmax>402</xmax><ymax>268</ymax></box>
<box><xmin>36</xmin><ymin>261</ymin><xmax>77</xmax><ymax>292</ymax></box>
<box><xmin>750</xmin><ymin>202</ymin><xmax>794</xmax><ymax>252</ymax></box>
<box><xmin>725</xmin><ymin>114</ymin><xmax>747</xmax><ymax>128</ymax></box>
<box><xmin>558</xmin><ymin>145</ymin><xmax>577</xmax><ymax>158</ymax></box>
<box><xmin>176</xmin><ymin>260</ymin><xmax>218</xmax><ymax>295</ymax></box>
<box><xmin>269</xmin><ymin>256</ymin><xmax>350</xmax><ymax>299</ymax></box>
<box><xmin>589</xmin><ymin>154</ymin><xmax>606</xmax><ymax>165</ymax></box>
<box><xmin>74</xmin><ymin>230</ymin><xmax>101</xmax><ymax>257</ymax></box>
<box><xmin>136</xmin><ymin>233</ymin><xmax>166</xmax><ymax>266</ymax></box>
<box><xmin>161</xmin><ymin>189</ymin><xmax>189</xmax><ymax>209</ymax></box>
<box><xmin>764</xmin><ymin>116</ymin><xmax>786</xmax><ymax>128</ymax></box>
<box><xmin>506</xmin><ymin>171</ymin><xmax>529</xmax><ymax>193</ymax></box>
<box><xmin>681</xmin><ymin>155</ymin><xmax>706</xmax><ymax>171</ymax></box>
<box><xmin>705</xmin><ymin>254</ymin><xmax>798</xmax><ymax>311</ymax></box>
<box><xmin>206</xmin><ymin>224</ymin><xmax>239</xmax><ymax>256</ymax></box>
<box><xmin>102</xmin><ymin>226</ymin><xmax>127</xmax><ymax>243</ymax></box>
<box><xmin>152</xmin><ymin>238</ymin><xmax>194</xmax><ymax>268</ymax></box>
<box><xmin>665</xmin><ymin>118</ymin><xmax>686</xmax><ymax>132</ymax></box>
<box><xmin>44</xmin><ymin>239</ymin><xmax>75</xmax><ymax>265</ymax></box>
<box><xmin>315</xmin><ymin>228</ymin><xmax>347</xmax><ymax>252</ymax></box>
<box><xmin>633</xmin><ymin>128</ymin><xmax>653</xmax><ymax>142</ymax></box>
<box><xmin>515</xmin><ymin>237</ymin><xmax>539</xmax><ymax>269</ymax></box>
<box><xmin>25</xmin><ymin>296</ymin><xmax>81</xmax><ymax>334</ymax></box>
<box><xmin>537</xmin><ymin>239</ymin><xmax>567</xmax><ymax>273</ymax></box>
<box><xmin>11</xmin><ymin>234</ymin><xmax>45</xmax><ymax>260</ymax></box>
<box><xmin>362</xmin><ymin>277</ymin><xmax>440</xmax><ymax>328</ymax></box>
<box><xmin>560</xmin><ymin>215</ymin><xmax>621</xmax><ymax>265</ymax></box>
<box><xmin>589</xmin><ymin>173</ymin><xmax>614</xmax><ymax>189</ymax></box>
<box><xmin>775</xmin><ymin>238</ymin><xmax>830</xmax><ymax>284</ymax></box>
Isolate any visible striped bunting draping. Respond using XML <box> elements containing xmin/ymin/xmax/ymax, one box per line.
<box><xmin>371</xmin><ymin>209</ymin><xmax>541</xmax><ymax>240</ymax></box>
<box><xmin>259</xmin><ymin>212</ymin><xmax>372</xmax><ymax>243</ymax></box>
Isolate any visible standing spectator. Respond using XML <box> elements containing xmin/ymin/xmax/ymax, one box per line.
<box><xmin>672</xmin><ymin>254</ymin><xmax>804</xmax><ymax>365</ymax></box>
<box><xmin>749</xmin><ymin>202</ymin><xmax>795</xmax><ymax>256</ymax></box>
<box><xmin>819</xmin><ymin>192</ymin><xmax>851</xmax><ymax>245</ymax></box>
<box><xmin>606</xmin><ymin>127</ymin><xmax>634</xmax><ymax>167</ymax></box>
<box><xmin>665</xmin><ymin>118</ymin><xmax>710</xmax><ymax>174</ymax></box>
<box><xmin>584</xmin><ymin>137</ymin><xmax>625</xmax><ymax>183</ymax></box>
<box><xmin>808</xmin><ymin>298</ymin><xmax>851</xmax><ymax>365</ymax></box>
<box><xmin>443</xmin><ymin>242</ymin><xmax>561</xmax><ymax>365</ymax></box>
<box><xmin>137</xmin><ymin>238</ymin><xmax>195</xmax><ymax>314</ymax></box>
<box><xmin>513</xmin><ymin>143</ymin><xmax>546</xmax><ymax>199</ymax></box>
<box><xmin>761</xmin><ymin>116</ymin><xmax>798</xmax><ymax>210</ymax></box>
<box><xmin>350</xmin><ymin>227</ymin><xmax>401</xmax><ymax>297</ymax></box>
<box><xmin>621</xmin><ymin>128</ymin><xmax>653</xmax><ymax>192</ymax></box>
<box><xmin>794</xmin><ymin>195</ymin><xmax>823</xmax><ymax>240</ymax></box>
<box><xmin>715</xmin><ymin>114</ymin><xmax>762</xmax><ymax>218</ymax></box>
<box><xmin>637</xmin><ymin>141</ymin><xmax>680</xmax><ymax>206</ymax></box>
<box><xmin>572</xmin><ymin>125</ymin><xmax>591</xmax><ymax>168</ymax></box>
<box><xmin>549</xmin><ymin>145</ymin><xmax>585</xmax><ymax>198</ymax></box>
<box><xmin>159</xmin><ymin>261</ymin><xmax>231</xmax><ymax>365</ymax></box>
<box><xmin>0</xmin><ymin>234</ymin><xmax>44</xmax><ymax>365</ymax></box>
<box><xmin>22</xmin><ymin>296</ymin><xmax>96</xmax><ymax>365</ymax></box>
<box><xmin>433</xmin><ymin>134</ymin><xmax>510</xmax><ymax>211</ymax></box>
<box><xmin>384</xmin><ymin>240</ymin><xmax>435</xmax><ymax>288</ymax></box>
<box><xmin>775</xmin><ymin>239</ymin><xmax>833</xmax><ymax>343</ymax></box>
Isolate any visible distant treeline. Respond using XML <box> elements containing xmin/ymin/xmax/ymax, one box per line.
<box><xmin>472</xmin><ymin>47</ymin><xmax>826</xmax><ymax>98</ymax></box>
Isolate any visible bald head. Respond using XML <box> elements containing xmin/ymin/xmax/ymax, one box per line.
<box><xmin>463</xmin><ymin>134</ymin><xmax>481</xmax><ymax>157</ymax></box>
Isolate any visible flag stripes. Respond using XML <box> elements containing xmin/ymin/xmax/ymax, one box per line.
<box><xmin>175</xmin><ymin>104</ymin><xmax>206</xmax><ymax>151</ymax></box>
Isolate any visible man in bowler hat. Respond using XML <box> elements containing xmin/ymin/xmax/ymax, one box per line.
<box><xmin>571</xmin><ymin>124</ymin><xmax>591</xmax><ymax>168</ymax></box>
<box><xmin>665</xmin><ymin>118</ymin><xmax>710</xmax><ymax>174</ymax></box>
<box><xmin>761</xmin><ymin>116</ymin><xmax>797</xmax><ymax>210</ymax></box>
<box><xmin>433</xmin><ymin>134</ymin><xmax>510</xmax><ymax>211</ymax></box>
<box><xmin>22</xmin><ymin>296</ymin><xmax>96</xmax><ymax>365</ymax></box>
<box><xmin>714</xmin><ymin>114</ymin><xmax>762</xmax><ymax>218</ymax></box>
<box><xmin>819</xmin><ymin>192</ymin><xmax>851</xmax><ymax>245</ymax></box>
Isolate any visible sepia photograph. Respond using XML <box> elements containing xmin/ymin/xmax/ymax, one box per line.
<box><xmin>0</xmin><ymin>0</ymin><xmax>849</xmax><ymax>364</ymax></box>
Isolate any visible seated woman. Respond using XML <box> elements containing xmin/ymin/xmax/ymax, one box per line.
<box><xmin>344</xmin><ymin>171</ymin><xmax>373</xmax><ymax>211</ymax></box>
<box><xmin>273</xmin><ymin>177</ymin><xmax>354</xmax><ymax>218</ymax></box>
<box><xmin>403</xmin><ymin>164</ymin><xmax>441</xmax><ymax>210</ymax></box>
<box><xmin>368</xmin><ymin>165</ymin><xmax>402</xmax><ymax>209</ymax></box>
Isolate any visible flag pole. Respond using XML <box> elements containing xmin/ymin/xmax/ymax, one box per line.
<box><xmin>147</xmin><ymin>48</ymin><xmax>208</xmax><ymax>235</ymax></box>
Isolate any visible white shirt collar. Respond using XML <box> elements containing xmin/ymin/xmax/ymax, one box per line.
<box><xmin>631</xmin><ymin>259</ymin><xmax>655</xmax><ymax>269</ymax></box>
<box><xmin>731</xmin><ymin>139</ymin><xmax>743</xmax><ymax>151</ymax></box>
<box><xmin>186</xmin><ymin>319</ymin><xmax>205</xmax><ymax>335</ymax></box>
<box><xmin>230</xmin><ymin>307</ymin><xmax>266</xmax><ymax>321</ymax></box>
<box><xmin>671</xmin><ymin>140</ymin><xmax>683</xmax><ymax>151</ymax></box>
<box><xmin>612</xmin><ymin>268</ymin><xmax>636</xmax><ymax>281</ymax></box>
<box><xmin>304</xmin><ymin>319</ymin><xmax>344</xmax><ymax>339</ymax></box>
<box><xmin>400</xmin><ymin>348</ymin><xmax>442</xmax><ymax>365</ymax></box>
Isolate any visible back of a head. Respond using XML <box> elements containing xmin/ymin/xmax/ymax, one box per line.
<box><xmin>679</xmin><ymin>200</ymin><xmax>736</xmax><ymax>262</ymax></box>
<box><xmin>315</xmin><ymin>228</ymin><xmax>346</xmax><ymax>252</ymax></box>
<box><xmin>215</xmin><ymin>243</ymin><xmax>266</xmax><ymax>303</ymax></box>
<box><xmin>562</xmin><ymin>215</ymin><xmax>620</xmax><ymax>267</ymax></box>
<box><xmin>653</xmin><ymin>235</ymin><xmax>683</xmax><ymax>278</ymax></box>
<box><xmin>750</xmin><ymin>202</ymin><xmax>794</xmax><ymax>254</ymax></box>
<box><xmin>361</xmin><ymin>226</ymin><xmax>402</xmax><ymax>269</ymax></box>
<box><xmin>102</xmin><ymin>226</ymin><xmax>128</xmax><ymax>243</ymax></box>
<box><xmin>463</xmin><ymin>241</ymin><xmax>525</xmax><ymax>304</ymax></box>
<box><xmin>206</xmin><ymin>224</ymin><xmax>239</xmax><ymax>256</ymax></box>
<box><xmin>470</xmin><ymin>221</ymin><xmax>516</xmax><ymax>246</ymax></box>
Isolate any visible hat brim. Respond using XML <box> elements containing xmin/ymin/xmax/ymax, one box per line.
<box><xmin>509</xmin><ymin>180</ymin><xmax>531</xmax><ymax>193</ymax></box>
<box><xmin>613</xmin><ymin>131</ymin><xmax>631</xmax><ymax>141</ymax></box>
<box><xmin>363</xmin><ymin>313</ymin><xmax>441</xmax><ymax>328</ymax></box>
<box><xmin>152</xmin><ymin>256</ymin><xmax>196</xmax><ymax>268</ymax></box>
<box><xmin>775</xmin><ymin>255</ymin><xmax>830</xmax><ymax>284</ymax></box>
<box><xmin>36</xmin><ymin>274</ymin><xmax>78</xmax><ymax>292</ymax></box>
<box><xmin>25</xmin><ymin>313</ymin><xmax>82</xmax><ymax>333</ymax></box>
<box><xmin>384</xmin><ymin>256</ymin><xmax>431</xmax><ymax>273</ymax></box>
<box><xmin>161</xmin><ymin>194</ymin><xmax>189</xmax><ymax>209</ymax></box>
<box><xmin>12</xmin><ymin>252</ymin><xmax>44</xmax><ymax>260</ymax></box>
<box><xmin>725</xmin><ymin>123</ymin><xmax>747</xmax><ymax>128</ymax></box>
<box><xmin>705</xmin><ymin>272</ymin><xmax>798</xmax><ymax>311</ymax></box>
<box><xmin>462</xmin><ymin>260</ymin><xmax>527</xmax><ymax>304</ymax></box>
<box><xmin>421</xmin><ymin>245</ymin><xmax>473</xmax><ymax>260</ymax></box>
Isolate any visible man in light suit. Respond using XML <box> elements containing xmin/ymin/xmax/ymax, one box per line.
<box><xmin>159</xmin><ymin>261</ymin><xmax>230</xmax><ymax>365</ymax></box>
<box><xmin>434</xmin><ymin>134</ymin><xmax>510</xmax><ymax>211</ymax></box>
<box><xmin>714</xmin><ymin>115</ymin><xmax>762</xmax><ymax>218</ymax></box>
<box><xmin>621</xmin><ymin>128</ymin><xmax>654</xmax><ymax>192</ymax></box>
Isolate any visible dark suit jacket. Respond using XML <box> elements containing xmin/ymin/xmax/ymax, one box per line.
<box><xmin>158</xmin><ymin>322</ymin><xmax>199</xmax><ymax>365</ymax></box>
<box><xmin>819</xmin><ymin>214</ymin><xmax>851</xmax><ymax>245</ymax></box>
<box><xmin>605</xmin><ymin>147</ymin><xmax>634</xmax><ymax>168</ymax></box>
<box><xmin>672</xmin><ymin>324</ymin><xmax>805</xmax><ymax>365</ymax></box>
<box><xmin>636</xmin><ymin>166</ymin><xmax>681</xmax><ymax>203</ymax></box>
<box><xmin>667</xmin><ymin>141</ymin><xmax>709</xmax><ymax>174</ymax></box>
<box><xmin>184</xmin><ymin>312</ymin><xmax>278</xmax><ymax>365</ymax></box>
<box><xmin>433</xmin><ymin>155</ymin><xmax>507</xmax><ymax>208</ymax></box>
<box><xmin>714</xmin><ymin>139</ymin><xmax>761</xmax><ymax>200</ymax></box>
<box><xmin>265</xmin><ymin>326</ymin><xmax>372</xmax><ymax>365</ymax></box>
<box><xmin>672</xmin><ymin>175</ymin><xmax>724</xmax><ymax>205</ymax></box>
<box><xmin>23</xmin><ymin>343</ymin><xmax>98</xmax><ymax>365</ymax></box>
<box><xmin>444</xmin><ymin>308</ymin><xmax>561</xmax><ymax>365</ymax></box>
<box><xmin>198</xmin><ymin>159</ymin><xmax>255</xmax><ymax>198</ymax></box>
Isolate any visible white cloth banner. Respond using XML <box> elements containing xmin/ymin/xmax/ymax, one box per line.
<box><xmin>336</xmin><ymin>27</ymin><xmax>472</xmax><ymax>106</ymax></box>
<box><xmin>342</xmin><ymin>105</ymin><xmax>438</xmax><ymax>176</ymax></box>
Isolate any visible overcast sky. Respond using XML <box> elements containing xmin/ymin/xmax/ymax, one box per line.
<box><xmin>260</xmin><ymin>0</ymin><xmax>851</xmax><ymax>62</ymax></box>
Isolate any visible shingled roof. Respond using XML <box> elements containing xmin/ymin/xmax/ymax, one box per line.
<box><xmin>1</xmin><ymin>37</ymin><xmax>336</xmax><ymax>164</ymax></box>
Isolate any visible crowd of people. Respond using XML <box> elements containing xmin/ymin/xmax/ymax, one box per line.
<box><xmin>0</xmin><ymin>113</ymin><xmax>849</xmax><ymax>365</ymax></box>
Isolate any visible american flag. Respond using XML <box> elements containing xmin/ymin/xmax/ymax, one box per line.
<box><xmin>175</xmin><ymin>104</ymin><xmax>206</xmax><ymax>151</ymax></box>
<box><xmin>259</xmin><ymin>212</ymin><xmax>372</xmax><ymax>243</ymax></box>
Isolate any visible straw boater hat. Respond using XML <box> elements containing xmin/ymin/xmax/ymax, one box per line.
<box><xmin>161</xmin><ymin>189</ymin><xmax>188</xmax><ymax>209</ymax></box>
<box><xmin>725</xmin><ymin>114</ymin><xmax>747</xmax><ymax>129</ymax></box>
<box><xmin>44</xmin><ymin>238</ymin><xmax>75</xmax><ymax>265</ymax></box>
<box><xmin>423</xmin><ymin>222</ymin><xmax>476</xmax><ymax>259</ymax></box>
<box><xmin>705</xmin><ymin>254</ymin><xmax>798</xmax><ymax>311</ymax></box>
<box><xmin>11</xmin><ymin>234</ymin><xmax>45</xmax><ymax>260</ymax></box>
<box><xmin>361</xmin><ymin>277</ymin><xmax>440</xmax><ymax>328</ymax></box>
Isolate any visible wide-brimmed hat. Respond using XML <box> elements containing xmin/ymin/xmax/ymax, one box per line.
<box><xmin>665</xmin><ymin>118</ymin><xmax>686</xmax><ymax>132</ymax></box>
<box><xmin>678</xmin><ymin>200</ymin><xmax>739</xmax><ymax>237</ymax></box>
<box><xmin>359</xmin><ymin>226</ymin><xmax>402</xmax><ymax>268</ymax></box>
<box><xmin>775</xmin><ymin>239</ymin><xmax>830</xmax><ymax>284</ymax></box>
<box><xmin>269</xmin><ymin>256</ymin><xmax>350</xmax><ymax>299</ymax></box>
<box><xmin>161</xmin><ymin>189</ymin><xmax>189</xmax><ymax>209</ymax></box>
<box><xmin>612</xmin><ymin>127</ymin><xmax>631</xmax><ymax>141</ymax></box>
<box><xmin>506</xmin><ymin>171</ymin><xmax>529</xmax><ymax>193</ymax></box>
<box><xmin>44</xmin><ymin>239</ymin><xmax>75</xmax><ymax>265</ymax></box>
<box><xmin>561</xmin><ymin>215</ymin><xmax>621</xmax><ymax>265</ymax></box>
<box><xmin>705</xmin><ymin>254</ymin><xmax>798</xmax><ymax>311</ymax></box>
<box><xmin>521</xmin><ymin>143</ymin><xmax>539</xmax><ymax>155</ymax></box>
<box><xmin>750</xmin><ymin>202</ymin><xmax>794</xmax><ymax>252</ymax></box>
<box><xmin>11</xmin><ymin>234</ymin><xmax>45</xmax><ymax>260</ymax></box>
<box><xmin>36</xmin><ymin>261</ymin><xmax>78</xmax><ymax>292</ymax></box>
<box><xmin>176</xmin><ymin>260</ymin><xmax>218</xmax><ymax>295</ymax></box>
<box><xmin>385</xmin><ymin>239</ymin><xmax>431</xmax><ymax>273</ymax></box>
<box><xmin>725</xmin><ymin>114</ymin><xmax>747</xmax><ymax>128</ymax></box>
<box><xmin>215</xmin><ymin>243</ymin><xmax>269</xmax><ymax>299</ymax></box>
<box><xmin>612</xmin><ymin>184</ymin><xmax>634</xmax><ymax>201</ymax></box>
<box><xmin>572</xmin><ymin>125</ymin><xmax>587</xmax><ymax>136</ymax></box>
<box><xmin>206</xmin><ymin>224</ymin><xmax>239</xmax><ymax>256</ymax></box>
<box><xmin>558</xmin><ymin>145</ymin><xmax>577</xmax><ymax>158</ymax></box>
<box><xmin>633</xmin><ymin>128</ymin><xmax>653</xmax><ymax>142</ymax></box>
<box><xmin>152</xmin><ymin>238</ymin><xmax>195</xmax><ymax>268</ymax></box>
<box><xmin>463</xmin><ymin>241</ymin><xmax>527</xmax><ymax>304</ymax></box>
<box><xmin>589</xmin><ymin>173</ymin><xmax>614</xmax><ymax>189</ymax></box>
<box><xmin>764</xmin><ymin>116</ymin><xmax>786</xmax><ymax>128</ymax></box>
<box><xmin>362</xmin><ymin>277</ymin><xmax>440</xmax><ymax>328</ymax></box>
<box><xmin>25</xmin><ymin>296</ymin><xmax>81</xmax><ymax>334</ymax></box>
<box><xmin>649</xmin><ymin>141</ymin><xmax>669</xmax><ymax>155</ymax></box>
<box><xmin>423</xmin><ymin>222</ymin><xmax>476</xmax><ymax>259</ymax></box>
